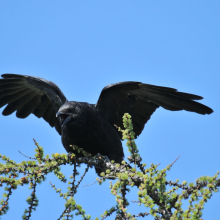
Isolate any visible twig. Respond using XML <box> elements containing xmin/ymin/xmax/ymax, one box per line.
<box><xmin>168</xmin><ymin>155</ymin><xmax>180</xmax><ymax>168</ymax></box>
<box><xmin>101</xmin><ymin>206</ymin><xmax>119</xmax><ymax>220</ymax></box>
<box><xmin>83</xmin><ymin>180</ymin><xmax>98</xmax><ymax>187</ymax></box>
<box><xmin>18</xmin><ymin>150</ymin><xmax>36</xmax><ymax>160</ymax></box>
<box><xmin>25</xmin><ymin>176</ymin><xmax>38</xmax><ymax>220</ymax></box>
<box><xmin>74</xmin><ymin>165</ymin><xmax>89</xmax><ymax>192</ymax></box>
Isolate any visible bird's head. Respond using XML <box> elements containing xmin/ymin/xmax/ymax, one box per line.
<box><xmin>56</xmin><ymin>102</ymin><xmax>82</xmax><ymax>127</ymax></box>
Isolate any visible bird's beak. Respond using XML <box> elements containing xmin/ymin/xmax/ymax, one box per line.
<box><xmin>56</xmin><ymin>111</ymin><xmax>62</xmax><ymax>118</ymax></box>
<box><xmin>56</xmin><ymin>111</ymin><xmax>71</xmax><ymax>127</ymax></box>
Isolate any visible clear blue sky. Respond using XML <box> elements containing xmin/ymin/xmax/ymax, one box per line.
<box><xmin>0</xmin><ymin>1</ymin><xmax>219</xmax><ymax>219</ymax></box>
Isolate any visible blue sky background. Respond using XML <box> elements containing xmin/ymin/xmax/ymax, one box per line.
<box><xmin>0</xmin><ymin>1</ymin><xmax>219</xmax><ymax>219</ymax></box>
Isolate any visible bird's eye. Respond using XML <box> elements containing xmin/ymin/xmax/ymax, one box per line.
<box><xmin>70</xmin><ymin>109</ymin><xmax>76</xmax><ymax>114</ymax></box>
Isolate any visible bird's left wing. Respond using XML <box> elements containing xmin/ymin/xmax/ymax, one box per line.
<box><xmin>96</xmin><ymin>81</ymin><xmax>213</xmax><ymax>138</ymax></box>
<box><xmin>0</xmin><ymin>74</ymin><xmax>68</xmax><ymax>135</ymax></box>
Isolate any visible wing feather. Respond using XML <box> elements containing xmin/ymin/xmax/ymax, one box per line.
<box><xmin>0</xmin><ymin>74</ymin><xmax>68</xmax><ymax>135</ymax></box>
<box><xmin>42</xmin><ymin>102</ymin><xmax>55</xmax><ymax>127</ymax></box>
<box><xmin>0</xmin><ymin>88</ymin><xmax>31</xmax><ymax>108</ymax></box>
<box><xmin>16</xmin><ymin>95</ymin><xmax>42</xmax><ymax>118</ymax></box>
<box><xmin>2</xmin><ymin>91</ymin><xmax>37</xmax><ymax>116</ymax></box>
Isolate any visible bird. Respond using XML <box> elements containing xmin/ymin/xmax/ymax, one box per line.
<box><xmin>0</xmin><ymin>74</ymin><xmax>213</xmax><ymax>174</ymax></box>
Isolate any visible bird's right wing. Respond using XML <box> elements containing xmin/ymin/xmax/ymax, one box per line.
<box><xmin>0</xmin><ymin>74</ymin><xmax>68</xmax><ymax>135</ymax></box>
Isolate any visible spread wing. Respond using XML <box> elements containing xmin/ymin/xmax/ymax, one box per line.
<box><xmin>0</xmin><ymin>73</ymin><xmax>68</xmax><ymax>135</ymax></box>
<box><xmin>96</xmin><ymin>81</ymin><xmax>213</xmax><ymax>138</ymax></box>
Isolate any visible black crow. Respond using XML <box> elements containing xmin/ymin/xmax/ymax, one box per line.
<box><xmin>0</xmin><ymin>74</ymin><xmax>213</xmax><ymax>174</ymax></box>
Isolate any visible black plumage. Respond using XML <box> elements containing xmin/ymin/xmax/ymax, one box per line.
<box><xmin>0</xmin><ymin>74</ymin><xmax>213</xmax><ymax>174</ymax></box>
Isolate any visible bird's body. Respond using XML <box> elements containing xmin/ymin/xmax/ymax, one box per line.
<box><xmin>0</xmin><ymin>74</ymin><xmax>213</xmax><ymax>175</ymax></box>
<box><xmin>60</xmin><ymin>102</ymin><xmax>124</xmax><ymax>163</ymax></box>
